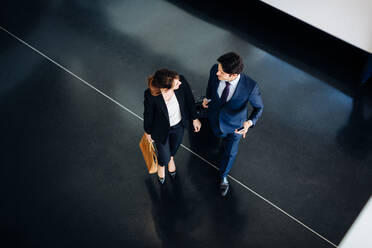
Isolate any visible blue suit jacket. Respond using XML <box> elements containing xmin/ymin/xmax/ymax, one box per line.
<box><xmin>206</xmin><ymin>64</ymin><xmax>264</xmax><ymax>136</ymax></box>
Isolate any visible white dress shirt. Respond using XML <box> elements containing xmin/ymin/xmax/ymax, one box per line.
<box><xmin>166</xmin><ymin>93</ymin><xmax>182</xmax><ymax>126</ymax></box>
<box><xmin>217</xmin><ymin>74</ymin><xmax>240</xmax><ymax>102</ymax></box>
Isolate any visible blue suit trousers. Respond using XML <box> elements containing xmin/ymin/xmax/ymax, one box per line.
<box><xmin>219</xmin><ymin>132</ymin><xmax>242</xmax><ymax>178</ymax></box>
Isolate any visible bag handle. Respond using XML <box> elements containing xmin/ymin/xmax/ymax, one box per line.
<box><xmin>149</xmin><ymin>140</ymin><xmax>158</xmax><ymax>166</ymax></box>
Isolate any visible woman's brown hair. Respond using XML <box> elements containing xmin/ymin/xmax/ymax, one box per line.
<box><xmin>148</xmin><ymin>69</ymin><xmax>180</xmax><ymax>96</ymax></box>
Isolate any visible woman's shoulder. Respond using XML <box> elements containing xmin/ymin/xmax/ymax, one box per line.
<box><xmin>179</xmin><ymin>74</ymin><xmax>190</xmax><ymax>87</ymax></box>
<box><xmin>144</xmin><ymin>88</ymin><xmax>154</xmax><ymax>100</ymax></box>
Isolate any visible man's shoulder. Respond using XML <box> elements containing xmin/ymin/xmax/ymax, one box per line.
<box><xmin>208</xmin><ymin>64</ymin><xmax>219</xmax><ymax>83</ymax></box>
<box><xmin>210</xmin><ymin>64</ymin><xmax>218</xmax><ymax>74</ymax></box>
<box><xmin>240</xmin><ymin>73</ymin><xmax>258</xmax><ymax>87</ymax></box>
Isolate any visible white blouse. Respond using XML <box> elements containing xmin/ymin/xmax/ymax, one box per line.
<box><xmin>166</xmin><ymin>94</ymin><xmax>182</xmax><ymax>126</ymax></box>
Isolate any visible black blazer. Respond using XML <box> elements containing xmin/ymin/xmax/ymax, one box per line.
<box><xmin>143</xmin><ymin>75</ymin><xmax>197</xmax><ymax>144</ymax></box>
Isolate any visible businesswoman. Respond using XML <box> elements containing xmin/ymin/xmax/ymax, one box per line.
<box><xmin>144</xmin><ymin>69</ymin><xmax>201</xmax><ymax>184</ymax></box>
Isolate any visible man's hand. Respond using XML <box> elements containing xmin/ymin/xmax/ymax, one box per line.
<box><xmin>145</xmin><ymin>132</ymin><xmax>154</xmax><ymax>142</ymax></box>
<box><xmin>202</xmin><ymin>98</ymin><xmax>210</xmax><ymax>108</ymax></box>
<box><xmin>193</xmin><ymin>119</ymin><xmax>202</xmax><ymax>132</ymax></box>
<box><xmin>234</xmin><ymin>120</ymin><xmax>253</xmax><ymax>138</ymax></box>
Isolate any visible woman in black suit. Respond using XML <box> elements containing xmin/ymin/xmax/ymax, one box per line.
<box><xmin>144</xmin><ymin>69</ymin><xmax>201</xmax><ymax>184</ymax></box>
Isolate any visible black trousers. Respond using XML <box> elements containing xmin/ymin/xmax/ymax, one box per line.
<box><xmin>155</xmin><ymin>122</ymin><xmax>184</xmax><ymax>167</ymax></box>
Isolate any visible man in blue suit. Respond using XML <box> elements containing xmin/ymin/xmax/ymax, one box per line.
<box><xmin>202</xmin><ymin>52</ymin><xmax>264</xmax><ymax>196</ymax></box>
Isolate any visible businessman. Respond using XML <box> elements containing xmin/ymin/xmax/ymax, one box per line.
<box><xmin>202</xmin><ymin>52</ymin><xmax>264</xmax><ymax>196</ymax></box>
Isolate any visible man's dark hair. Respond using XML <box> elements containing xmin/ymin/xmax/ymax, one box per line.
<box><xmin>217</xmin><ymin>52</ymin><xmax>244</xmax><ymax>75</ymax></box>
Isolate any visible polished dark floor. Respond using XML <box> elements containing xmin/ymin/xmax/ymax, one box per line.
<box><xmin>1</xmin><ymin>1</ymin><xmax>372</xmax><ymax>248</ymax></box>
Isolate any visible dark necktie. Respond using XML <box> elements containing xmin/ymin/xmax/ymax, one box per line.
<box><xmin>220</xmin><ymin>81</ymin><xmax>231</xmax><ymax>104</ymax></box>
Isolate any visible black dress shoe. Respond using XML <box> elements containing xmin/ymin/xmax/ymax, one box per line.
<box><xmin>158</xmin><ymin>176</ymin><xmax>165</xmax><ymax>184</ymax></box>
<box><xmin>220</xmin><ymin>177</ymin><xmax>229</xmax><ymax>197</ymax></box>
<box><xmin>168</xmin><ymin>170</ymin><xmax>176</xmax><ymax>179</ymax></box>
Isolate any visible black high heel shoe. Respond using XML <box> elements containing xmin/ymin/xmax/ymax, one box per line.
<box><xmin>168</xmin><ymin>170</ymin><xmax>176</xmax><ymax>179</ymax></box>
<box><xmin>158</xmin><ymin>176</ymin><xmax>165</xmax><ymax>184</ymax></box>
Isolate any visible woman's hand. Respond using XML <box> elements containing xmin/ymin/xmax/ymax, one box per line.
<box><xmin>145</xmin><ymin>132</ymin><xmax>154</xmax><ymax>142</ymax></box>
<box><xmin>193</xmin><ymin>119</ymin><xmax>201</xmax><ymax>132</ymax></box>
